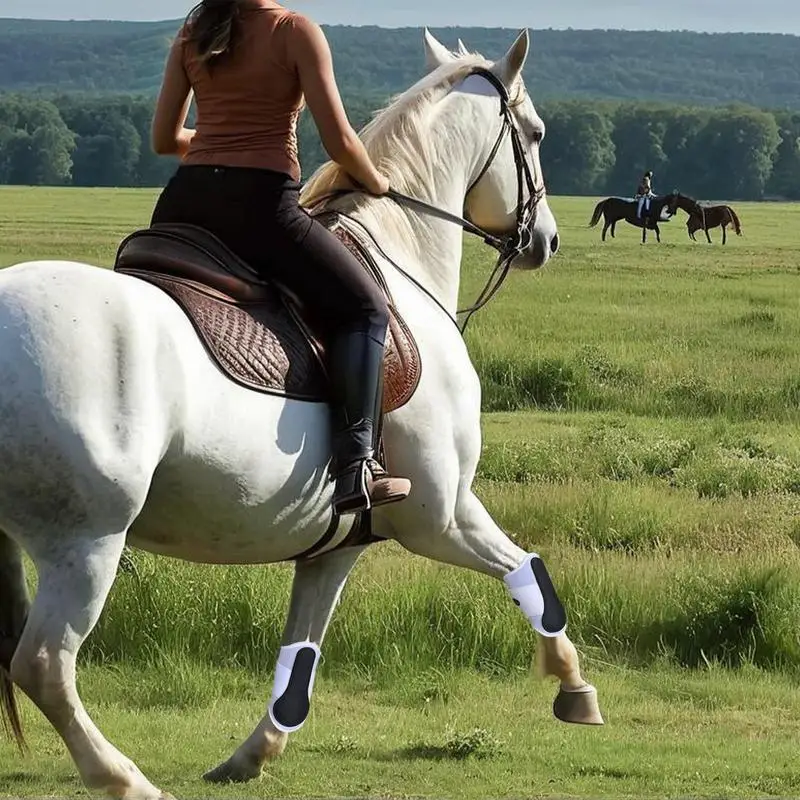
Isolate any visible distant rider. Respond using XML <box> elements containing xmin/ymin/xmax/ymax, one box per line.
<box><xmin>635</xmin><ymin>170</ymin><xmax>654</xmax><ymax>219</ymax></box>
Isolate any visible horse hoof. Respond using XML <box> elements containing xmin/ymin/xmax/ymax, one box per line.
<box><xmin>553</xmin><ymin>684</ymin><xmax>604</xmax><ymax>725</ymax></box>
<box><xmin>203</xmin><ymin>758</ymin><xmax>261</xmax><ymax>784</ymax></box>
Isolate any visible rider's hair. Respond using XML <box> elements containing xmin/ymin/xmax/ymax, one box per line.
<box><xmin>184</xmin><ymin>0</ymin><xmax>243</xmax><ymax>67</ymax></box>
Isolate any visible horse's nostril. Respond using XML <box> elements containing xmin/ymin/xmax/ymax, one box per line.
<box><xmin>550</xmin><ymin>233</ymin><xmax>560</xmax><ymax>254</ymax></box>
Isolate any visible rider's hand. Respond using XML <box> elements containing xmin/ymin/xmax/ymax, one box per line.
<box><xmin>366</xmin><ymin>172</ymin><xmax>390</xmax><ymax>196</ymax></box>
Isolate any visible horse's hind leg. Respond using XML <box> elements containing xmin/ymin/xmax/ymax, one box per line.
<box><xmin>204</xmin><ymin>545</ymin><xmax>365</xmax><ymax>784</ymax></box>
<box><xmin>9</xmin><ymin>531</ymin><xmax>165</xmax><ymax>800</ymax></box>
<box><xmin>394</xmin><ymin>490</ymin><xmax>603</xmax><ymax>726</ymax></box>
<box><xmin>601</xmin><ymin>220</ymin><xmax>610</xmax><ymax>242</ymax></box>
<box><xmin>721</xmin><ymin>225</ymin><xmax>727</xmax><ymax>245</ymax></box>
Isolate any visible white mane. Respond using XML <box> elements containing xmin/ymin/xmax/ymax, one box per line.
<box><xmin>300</xmin><ymin>51</ymin><xmax>492</xmax><ymax>260</ymax></box>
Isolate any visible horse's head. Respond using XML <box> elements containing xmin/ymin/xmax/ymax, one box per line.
<box><xmin>664</xmin><ymin>191</ymin><xmax>681</xmax><ymax>216</ymax></box>
<box><xmin>424</xmin><ymin>29</ymin><xmax>558</xmax><ymax>269</ymax></box>
<box><xmin>666</xmin><ymin>191</ymin><xmax>700</xmax><ymax>217</ymax></box>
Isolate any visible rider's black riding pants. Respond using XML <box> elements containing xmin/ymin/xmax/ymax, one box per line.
<box><xmin>151</xmin><ymin>164</ymin><xmax>389</xmax><ymax>342</ymax></box>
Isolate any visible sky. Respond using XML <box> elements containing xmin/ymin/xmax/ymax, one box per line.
<box><xmin>2</xmin><ymin>0</ymin><xmax>800</xmax><ymax>34</ymax></box>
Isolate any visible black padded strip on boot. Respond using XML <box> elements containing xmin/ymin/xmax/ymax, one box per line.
<box><xmin>530</xmin><ymin>557</ymin><xmax>567</xmax><ymax>634</ymax></box>
<box><xmin>271</xmin><ymin>647</ymin><xmax>317</xmax><ymax>729</ymax></box>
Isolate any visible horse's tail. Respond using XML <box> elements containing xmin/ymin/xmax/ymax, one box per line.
<box><xmin>726</xmin><ymin>206</ymin><xmax>743</xmax><ymax>235</ymax></box>
<box><xmin>588</xmin><ymin>199</ymin><xmax>607</xmax><ymax>228</ymax></box>
<box><xmin>0</xmin><ymin>531</ymin><xmax>29</xmax><ymax>752</ymax></box>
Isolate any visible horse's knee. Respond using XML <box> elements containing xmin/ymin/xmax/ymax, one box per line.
<box><xmin>11</xmin><ymin>645</ymin><xmax>72</xmax><ymax>717</ymax></box>
<box><xmin>9</xmin><ymin>644</ymin><xmax>41</xmax><ymax>695</ymax></box>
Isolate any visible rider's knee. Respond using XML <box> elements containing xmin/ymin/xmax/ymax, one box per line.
<box><xmin>359</xmin><ymin>291</ymin><xmax>390</xmax><ymax>332</ymax></box>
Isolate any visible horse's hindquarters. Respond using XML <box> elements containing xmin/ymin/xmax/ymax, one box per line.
<box><xmin>0</xmin><ymin>262</ymin><xmax>165</xmax><ymax>537</ymax></box>
<box><xmin>0</xmin><ymin>261</ymin><xmax>337</xmax><ymax>563</ymax></box>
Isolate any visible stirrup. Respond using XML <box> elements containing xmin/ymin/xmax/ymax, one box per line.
<box><xmin>333</xmin><ymin>458</ymin><xmax>411</xmax><ymax>516</ymax></box>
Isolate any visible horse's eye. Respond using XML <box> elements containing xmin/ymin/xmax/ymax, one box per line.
<box><xmin>532</xmin><ymin>130</ymin><xmax>543</xmax><ymax>144</ymax></box>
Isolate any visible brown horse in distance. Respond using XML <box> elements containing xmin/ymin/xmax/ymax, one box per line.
<box><xmin>587</xmin><ymin>192</ymin><xmax>681</xmax><ymax>244</ymax></box>
<box><xmin>686</xmin><ymin>203</ymin><xmax>743</xmax><ymax>245</ymax></box>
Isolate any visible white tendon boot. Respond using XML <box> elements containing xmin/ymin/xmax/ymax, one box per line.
<box><xmin>267</xmin><ymin>641</ymin><xmax>322</xmax><ymax>733</ymax></box>
<box><xmin>503</xmin><ymin>553</ymin><xmax>567</xmax><ymax>637</ymax></box>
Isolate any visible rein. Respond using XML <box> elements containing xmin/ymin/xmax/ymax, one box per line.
<box><xmin>308</xmin><ymin>67</ymin><xmax>546</xmax><ymax>334</ymax></box>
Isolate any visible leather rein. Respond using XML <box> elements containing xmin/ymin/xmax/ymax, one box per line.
<box><xmin>311</xmin><ymin>67</ymin><xmax>547</xmax><ymax>334</ymax></box>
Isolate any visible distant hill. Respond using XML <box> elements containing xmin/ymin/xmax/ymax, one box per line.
<box><xmin>1</xmin><ymin>19</ymin><xmax>800</xmax><ymax>109</ymax></box>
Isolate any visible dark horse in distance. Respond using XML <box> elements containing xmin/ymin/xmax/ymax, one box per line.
<box><xmin>588</xmin><ymin>192</ymin><xmax>680</xmax><ymax>244</ymax></box>
<box><xmin>686</xmin><ymin>203</ymin><xmax>743</xmax><ymax>244</ymax></box>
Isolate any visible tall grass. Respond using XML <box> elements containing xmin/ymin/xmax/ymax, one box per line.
<box><xmin>472</xmin><ymin>346</ymin><xmax>800</xmax><ymax>420</ymax></box>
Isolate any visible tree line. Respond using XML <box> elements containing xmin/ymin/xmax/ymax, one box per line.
<box><xmin>4</xmin><ymin>21</ymin><xmax>800</xmax><ymax>111</ymax></box>
<box><xmin>1</xmin><ymin>92</ymin><xmax>798</xmax><ymax>200</ymax></box>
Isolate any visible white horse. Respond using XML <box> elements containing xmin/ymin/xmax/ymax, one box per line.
<box><xmin>0</xmin><ymin>30</ymin><xmax>602</xmax><ymax>800</ymax></box>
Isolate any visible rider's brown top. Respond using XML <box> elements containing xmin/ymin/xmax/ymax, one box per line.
<box><xmin>179</xmin><ymin>0</ymin><xmax>306</xmax><ymax>181</ymax></box>
<box><xmin>637</xmin><ymin>174</ymin><xmax>652</xmax><ymax>195</ymax></box>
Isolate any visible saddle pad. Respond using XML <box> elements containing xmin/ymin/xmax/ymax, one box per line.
<box><xmin>127</xmin><ymin>270</ymin><xmax>421</xmax><ymax>414</ymax></box>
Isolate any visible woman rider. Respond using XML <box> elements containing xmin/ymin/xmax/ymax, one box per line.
<box><xmin>149</xmin><ymin>0</ymin><xmax>411</xmax><ymax>515</ymax></box>
<box><xmin>635</xmin><ymin>170</ymin><xmax>654</xmax><ymax>219</ymax></box>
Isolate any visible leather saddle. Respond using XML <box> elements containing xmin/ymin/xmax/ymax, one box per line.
<box><xmin>113</xmin><ymin>213</ymin><xmax>421</xmax><ymax>413</ymax></box>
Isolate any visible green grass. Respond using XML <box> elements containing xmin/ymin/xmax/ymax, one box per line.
<box><xmin>5</xmin><ymin>662</ymin><xmax>800</xmax><ymax>799</ymax></box>
<box><xmin>1</xmin><ymin>187</ymin><xmax>800</xmax><ymax>797</ymax></box>
<box><xmin>463</xmin><ymin>201</ymin><xmax>800</xmax><ymax>421</ymax></box>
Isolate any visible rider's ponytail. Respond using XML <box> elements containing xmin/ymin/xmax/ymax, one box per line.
<box><xmin>184</xmin><ymin>0</ymin><xmax>242</xmax><ymax>67</ymax></box>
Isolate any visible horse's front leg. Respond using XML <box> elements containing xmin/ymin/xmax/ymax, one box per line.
<box><xmin>393</xmin><ymin>490</ymin><xmax>603</xmax><ymax>726</ymax></box>
<box><xmin>204</xmin><ymin>545</ymin><xmax>366</xmax><ymax>784</ymax></box>
<box><xmin>654</xmin><ymin>223</ymin><xmax>661</xmax><ymax>243</ymax></box>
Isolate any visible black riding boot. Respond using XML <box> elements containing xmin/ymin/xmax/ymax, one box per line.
<box><xmin>329</xmin><ymin>327</ymin><xmax>411</xmax><ymax>515</ymax></box>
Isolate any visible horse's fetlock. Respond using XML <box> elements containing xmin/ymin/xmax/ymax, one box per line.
<box><xmin>542</xmin><ymin>649</ymin><xmax>574</xmax><ymax>677</ymax></box>
<box><xmin>81</xmin><ymin>759</ymin><xmax>153</xmax><ymax>800</ymax></box>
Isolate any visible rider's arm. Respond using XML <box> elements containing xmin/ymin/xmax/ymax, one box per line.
<box><xmin>152</xmin><ymin>34</ymin><xmax>196</xmax><ymax>158</ymax></box>
<box><xmin>287</xmin><ymin>16</ymin><xmax>388</xmax><ymax>195</ymax></box>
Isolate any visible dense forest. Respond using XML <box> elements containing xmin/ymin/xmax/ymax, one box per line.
<box><xmin>2</xmin><ymin>20</ymin><xmax>800</xmax><ymax>198</ymax></box>
<box><xmin>1</xmin><ymin>92</ymin><xmax>796</xmax><ymax>200</ymax></box>
<box><xmin>2</xmin><ymin>20</ymin><xmax>800</xmax><ymax>109</ymax></box>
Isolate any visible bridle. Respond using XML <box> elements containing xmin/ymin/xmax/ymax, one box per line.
<box><xmin>392</xmin><ymin>67</ymin><xmax>546</xmax><ymax>332</ymax></box>
<box><xmin>312</xmin><ymin>67</ymin><xmax>547</xmax><ymax>334</ymax></box>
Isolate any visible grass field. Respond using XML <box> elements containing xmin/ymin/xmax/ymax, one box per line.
<box><xmin>0</xmin><ymin>187</ymin><xmax>799</xmax><ymax>798</ymax></box>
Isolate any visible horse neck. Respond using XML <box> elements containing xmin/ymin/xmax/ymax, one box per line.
<box><xmin>347</xmin><ymin>92</ymin><xmax>498</xmax><ymax>316</ymax></box>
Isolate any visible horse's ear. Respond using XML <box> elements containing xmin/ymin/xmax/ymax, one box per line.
<box><xmin>423</xmin><ymin>28</ymin><xmax>455</xmax><ymax>70</ymax></box>
<box><xmin>457</xmin><ymin>38</ymin><xmax>470</xmax><ymax>56</ymax></box>
<box><xmin>496</xmin><ymin>29</ymin><xmax>530</xmax><ymax>87</ymax></box>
